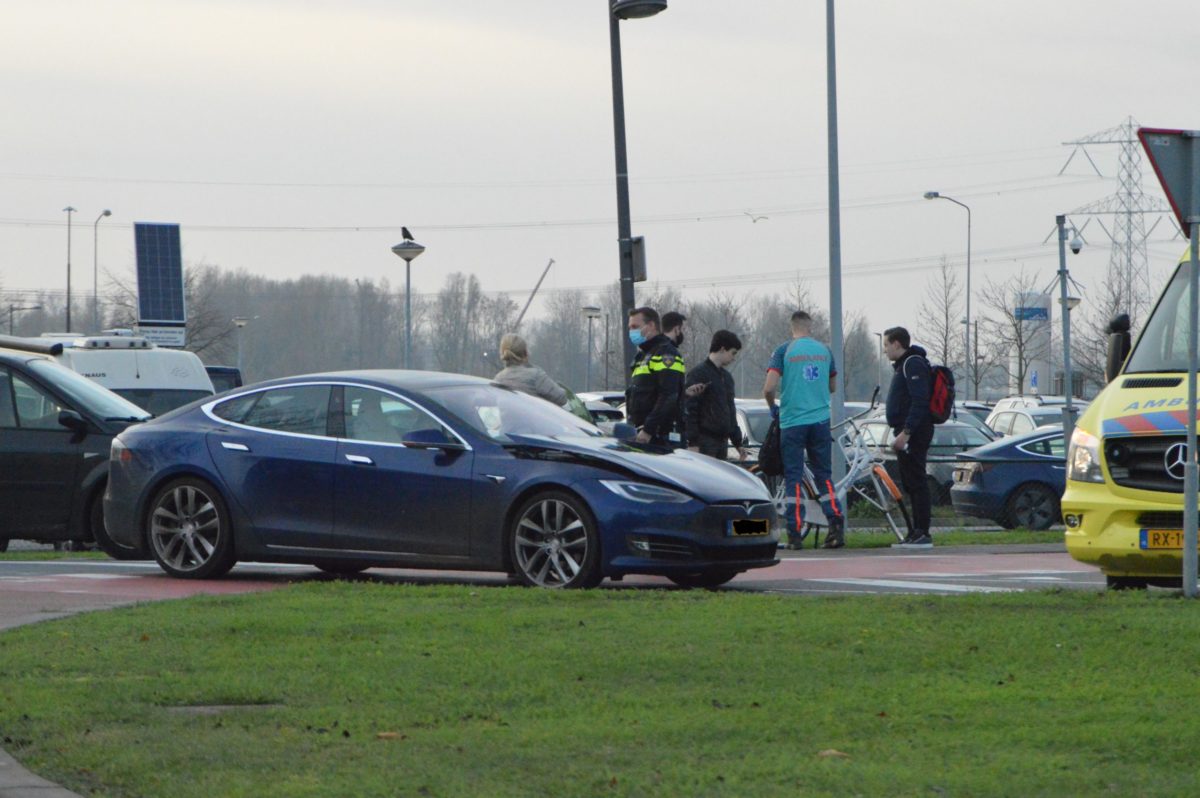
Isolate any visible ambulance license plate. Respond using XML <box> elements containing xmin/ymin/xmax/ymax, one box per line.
<box><xmin>1139</xmin><ymin>529</ymin><xmax>1194</xmax><ymax>549</ymax></box>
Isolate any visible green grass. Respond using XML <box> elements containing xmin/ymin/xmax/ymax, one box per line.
<box><xmin>0</xmin><ymin>585</ymin><xmax>1196</xmax><ymax>797</ymax></box>
<box><xmin>842</xmin><ymin>528</ymin><xmax>1064</xmax><ymax>549</ymax></box>
<box><xmin>0</xmin><ymin>550</ymin><xmax>108</xmax><ymax>561</ymax></box>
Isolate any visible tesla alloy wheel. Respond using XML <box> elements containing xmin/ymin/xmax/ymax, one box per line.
<box><xmin>510</xmin><ymin>491</ymin><xmax>602</xmax><ymax>589</ymax></box>
<box><xmin>147</xmin><ymin>478</ymin><xmax>236</xmax><ymax>579</ymax></box>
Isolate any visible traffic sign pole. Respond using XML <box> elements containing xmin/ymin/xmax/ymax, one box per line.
<box><xmin>1139</xmin><ymin>128</ymin><xmax>1200</xmax><ymax>596</ymax></box>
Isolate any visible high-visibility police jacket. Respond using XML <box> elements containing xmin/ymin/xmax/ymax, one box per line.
<box><xmin>626</xmin><ymin>333</ymin><xmax>685</xmax><ymax>439</ymax></box>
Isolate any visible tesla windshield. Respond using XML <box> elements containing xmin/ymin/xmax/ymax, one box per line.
<box><xmin>428</xmin><ymin>385</ymin><xmax>603</xmax><ymax>442</ymax></box>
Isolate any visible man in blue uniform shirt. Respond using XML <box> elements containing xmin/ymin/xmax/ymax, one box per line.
<box><xmin>762</xmin><ymin>311</ymin><xmax>844</xmax><ymax>549</ymax></box>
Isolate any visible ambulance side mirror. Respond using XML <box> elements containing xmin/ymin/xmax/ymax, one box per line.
<box><xmin>1104</xmin><ymin>314</ymin><xmax>1131</xmax><ymax>385</ymax></box>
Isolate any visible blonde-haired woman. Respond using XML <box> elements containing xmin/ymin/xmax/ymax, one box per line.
<box><xmin>493</xmin><ymin>333</ymin><xmax>568</xmax><ymax>406</ymax></box>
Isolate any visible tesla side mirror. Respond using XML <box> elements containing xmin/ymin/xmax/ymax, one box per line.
<box><xmin>402</xmin><ymin>428</ymin><xmax>465</xmax><ymax>451</ymax></box>
<box><xmin>612</xmin><ymin>422</ymin><xmax>637</xmax><ymax>442</ymax></box>
<box><xmin>58</xmin><ymin>409</ymin><xmax>89</xmax><ymax>433</ymax></box>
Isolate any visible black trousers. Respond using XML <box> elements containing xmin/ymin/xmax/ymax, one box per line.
<box><xmin>896</xmin><ymin>424</ymin><xmax>934</xmax><ymax>534</ymax></box>
<box><xmin>696</xmin><ymin>435</ymin><xmax>729</xmax><ymax>460</ymax></box>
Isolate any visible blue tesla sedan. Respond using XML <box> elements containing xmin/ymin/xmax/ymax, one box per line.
<box><xmin>104</xmin><ymin>371</ymin><xmax>777</xmax><ymax>588</ymax></box>
<box><xmin>950</xmin><ymin>425</ymin><xmax>1066</xmax><ymax>530</ymax></box>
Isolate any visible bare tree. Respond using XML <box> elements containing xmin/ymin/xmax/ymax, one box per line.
<box><xmin>978</xmin><ymin>268</ymin><xmax>1051</xmax><ymax>395</ymax></box>
<box><xmin>916</xmin><ymin>257</ymin><xmax>964</xmax><ymax>370</ymax></box>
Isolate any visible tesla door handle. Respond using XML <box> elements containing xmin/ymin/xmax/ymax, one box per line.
<box><xmin>221</xmin><ymin>442</ymin><xmax>250</xmax><ymax>452</ymax></box>
<box><xmin>345</xmin><ymin>454</ymin><xmax>375</xmax><ymax>466</ymax></box>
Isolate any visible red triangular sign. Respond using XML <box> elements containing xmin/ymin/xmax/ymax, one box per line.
<box><xmin>1139</xmin><ymin>127</ymin><xmax>1200</xmax><ymax>238</ymax></box>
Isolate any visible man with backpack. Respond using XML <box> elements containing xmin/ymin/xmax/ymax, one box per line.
<box><xmin>883</xmin><ymin>326</ymin><xmax>937</xmax><ymax>548</ymax></box>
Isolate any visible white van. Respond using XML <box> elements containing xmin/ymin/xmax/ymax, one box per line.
<box><xmin>0</xmin><ymin>331</ymin><xmax>214</xmax><ymax>416</ymax></box>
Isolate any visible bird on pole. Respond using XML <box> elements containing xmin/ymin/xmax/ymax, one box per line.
<box><xmin>401</xmin><ymin>227</ymin><xmax>414</xmax><ymax>241</ymax></box>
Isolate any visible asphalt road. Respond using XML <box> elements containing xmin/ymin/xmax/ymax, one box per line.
<box><xmin>0</xmin><ymin>544</ymin><xmax>1104</xmax><ymax>630</ymax></box>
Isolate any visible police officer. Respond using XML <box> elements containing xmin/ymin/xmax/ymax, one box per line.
<box><xmin>626</xmin><ymin>307</ymin><xmax>685</xmax><ymax>446</ymax></box>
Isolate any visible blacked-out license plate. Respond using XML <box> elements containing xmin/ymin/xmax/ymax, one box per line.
<box><xmin>729</xmin><ymin>518</ymin><xmax>769</xmax><ymax>537</ymax></box>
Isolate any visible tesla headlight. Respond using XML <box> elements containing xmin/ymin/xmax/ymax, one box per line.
<box><xmin>1067</xmin><ymin>428</ymin><xmax>1105</xmax><ymax>483</ymax></box>
<box><xmin>599</xmin><ymin>480</ymin><xmax>693</xmax><ymax>504</ymax></box>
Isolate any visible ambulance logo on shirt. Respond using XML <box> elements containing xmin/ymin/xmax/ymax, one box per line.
<box><xmin>803</xmin><ymin>364</ymin><xmax>820</xmax><ymax>381</ymax></box>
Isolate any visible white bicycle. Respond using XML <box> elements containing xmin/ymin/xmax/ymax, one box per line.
<box><xmin>757</xmin><ymin>395</ymin><xmax>912</xmax><ymax>547</ymax></box>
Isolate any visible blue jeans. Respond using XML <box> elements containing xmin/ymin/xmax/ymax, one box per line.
<box><xmin>781</xmin><ymin>420</ymin><xmax>841</xmax><ymax>535</ymax></box>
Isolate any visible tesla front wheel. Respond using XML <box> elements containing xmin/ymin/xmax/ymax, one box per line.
<box><xmin>147</xmin><ymin>478</ymin><xmax>236</xmax><ymax>579</ymax></box>
<box><xmin>510</xmin><ymin>491</ymin><xmax>602</xmax><ymax>589</ymax></box>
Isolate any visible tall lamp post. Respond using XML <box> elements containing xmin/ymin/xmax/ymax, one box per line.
<box><xmin>1053</xmin><ymin>214</ymin><xmax>1084</xmax><ymax>441</ymax></box>
<box><xmin>8</xmin><ymin>304</ymin><xmax>42</xmax><ymax>335</ymax></box>
<box><xmin>582</xmin><ymin>305</ymin><xmax>602</xmax><ymax>391</ymax></box>
<box><xmin>63</xmin><ymin>206</ymin><xmax>77</xmax><ymax>332</ymax></box>
<box><xmin>923</xmin><ymin>191</ymin><xmax>972</xmax><ymax>398</ymax></box>
<box><xmin>93</xmin><ymin>209</ymin><xmax>111</xmax><ymax>332</ymax></box>
<box><xmin>391</xmin><ymin>236</ymin><xmax>426</xmax><ymax>370</ymax></box>
<box><xmin>232</xmin><ymin>316</ymin><xmax>252</xmax><ymax>373</ymax></box>
<box><xmin>608</xmin><ymin>0</ymin><xmax>666</xmax><ymax>379</ymax></box>
<box><xmin>872</xmin><ymin>331</ymin><xmax>885</xmax><ymax>395</ymax></box>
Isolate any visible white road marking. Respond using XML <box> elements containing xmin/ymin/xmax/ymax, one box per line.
<box><xmin>806</xmin><ymin>577</ymin><xmax>1015</xmax><ymax>594</ymax></box>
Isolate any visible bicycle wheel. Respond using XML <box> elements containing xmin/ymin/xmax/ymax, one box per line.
<box><xmin>871</xmin><ymin>467</ymin><xmax>912</xmax><ymax>542</ymax></box>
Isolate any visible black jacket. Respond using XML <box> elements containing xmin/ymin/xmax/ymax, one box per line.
<box><xmin>626</xmin><ymin>334</ymin><xmax>685</xmax><ymax>439</ymax></box>
<box><xmin>684</xmin><ymin>358</ymin><xmax>743</xmax><ymax>447</ymax></box>
<box><xmin>885</xmin><ymin>344</ymin><xmax>932</xmax><ymax>433</ymax></box>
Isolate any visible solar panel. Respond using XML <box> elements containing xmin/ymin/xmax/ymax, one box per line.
<box><xmin>134</xmin><ymin>223</ymin><xmax>186</xmax><ymax>324</ymax></box>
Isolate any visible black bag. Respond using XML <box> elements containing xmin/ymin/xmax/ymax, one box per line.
<box><xmin>758</xmin><ymin>417</ymin><xmax>784</xmax><ymax>477</ymax></box>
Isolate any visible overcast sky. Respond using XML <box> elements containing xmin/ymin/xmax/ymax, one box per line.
<box><xmin>2</xmin><ymin>0</ymin><xmax>1197</xmax><ymax>340</ymax></box>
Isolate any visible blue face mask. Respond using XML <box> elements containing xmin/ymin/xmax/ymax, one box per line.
<box><xmin>629</xmin><ymin>328</ymin><xmax>646</xmax><ymax>347</ymax></box>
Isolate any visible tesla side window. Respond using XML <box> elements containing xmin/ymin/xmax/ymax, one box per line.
<box><xmin>0</xmin><ymin>370</ymin><xmax>16</xmax><ymax>428</ymax></box>
<box><xmin>212</xmin><ymin>393</ymin><xmax>260</xmax><ymax>424</ymax></box>
<box><xmin>239</xmin><ymin>386</ymin><xmax>332</xmax><ymax>436</ymax></box>
<box><xmin>10</xmin><ymin>372</ymin><xmax>66</xmax><ymax>431</ymax></box>
<box><xmin>343</xmin><ymin>386</ymin><xmax>443</xmax><ymax>445</ymax></box>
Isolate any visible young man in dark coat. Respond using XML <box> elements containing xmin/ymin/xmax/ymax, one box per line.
<box><xmin>684</xmin><ymin>330</ymin><xmax>747</xmax><ymax>462</ymax></box>
<box><xmin>884</xmin><ymin>326</ymin><xmax>934</xmax><ymax>548</ymax></box>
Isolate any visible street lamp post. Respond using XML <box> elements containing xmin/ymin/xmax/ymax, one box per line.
<box><xmin>607</xmin><ymin>0</ymin><xmax>666</xmax><ymax>380</ymax></box>
<box><xmin>233</xmin><ymin>316</ymin><xmax>252</xmax><ymax>373</ymax></box>
<box><xmin>1054</xmin><ymin>214</ymin><xmax>1084</xmax><ymax>441</ymax></box>
<box><xmin>63</xmin><ymin>206</ymin><xmax>76</xmax><ymax>332</ymax></box>
<box><xmin>93</xmin><ymin>209</ymin><xmax>111</xmax><ymax>333</ymax></box>
<box><xmin>923</xmin><ymin>191</ymin><xmax>972</xmax><ymax>398</ymax></box>
<box><xmin>391</xmin><ymin>237</ymin><xmax>426</xmax><ymax>370</ymax></box>
<box><xmin>8</xmin><ymin>304</ymin><xmax>43</xmax><ymax>335</ymax></box>
<box><xmin>583</xmin><ymin>305</ymin><xmax>602</xmax><ymax>391</ymax></box>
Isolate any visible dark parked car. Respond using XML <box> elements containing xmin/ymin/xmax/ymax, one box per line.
<box><xmin>950</xmin><ymin>426</ymin><xmax>1066</xmax><ymax>530</ymax></box>
<box><xmin>205</xmin><ymin>365</ymin><xmax>244</xmax><ymax>393</ymax></box>
<box><xmin>105</xmin><ymin>371</ymin><xmax>778</xmax><ymax>588</ymax></box>
<box><xmin>0</xmin><ymin>352</ymin><xmax>151</xmax><ymax>554</ymax></box>
<box><xmin>859</xmin><ymin>418</ymin><xmax>994</xmax><ymax>504</ymax></box>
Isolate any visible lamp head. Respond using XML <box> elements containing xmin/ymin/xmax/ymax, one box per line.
<box><xmin>391</xmin><ymin>240</ymin><xmax>426</xmax><ymax>263</ymax></box>
<box><xmin>582</xmin><ymin>305</ymin><xmax>602</xmax><ymax>318</ymax></box>
<box><xmin>612</xmin><ymin>0</ymin><xmax>667</xmax><ymax>19</ymax></box>
<box><xmin>102</xmin><ymin>209</ymin><xmax>112</xmax><ymax>218</ymax></box>
<box><xmin>923</xmin><ymin>191</ymin><xmax>940</xmax><ymax>200</ymax></box>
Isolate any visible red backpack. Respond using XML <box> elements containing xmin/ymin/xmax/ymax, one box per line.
<box><xmin>928</xmin><ymin>364</ymin><xmax>956</xmax><ymax>424</ymax></box>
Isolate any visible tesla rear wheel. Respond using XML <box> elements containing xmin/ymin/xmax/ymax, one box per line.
<box><xmin>1005</xmin><ymin>483</ymin><xmax>1059</xmax><ymax>531</ymax></box>
<box><xmin>147</xmin><ymin>478</ymin><xmax>236</xmax><ymax>579</ymax></box>
<box><xmin>510</xmin><ymin>491</ymin><xmax>602</xmax><ymax>589</ymax></box>
<box><xmin>667</xmin><ymin>569</ymin><xmax>738</xmax><ymax>589</ymax></box>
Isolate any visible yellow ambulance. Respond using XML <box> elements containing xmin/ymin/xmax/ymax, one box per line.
<box><xmin>1063</xmin><ymin>250</ymin><xmax>1199</xmax><ymax>588</ymax></box>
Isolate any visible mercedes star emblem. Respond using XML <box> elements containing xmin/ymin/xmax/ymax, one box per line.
<box><xmin>1164</xmin><ymin>442</ymin><xmax>1190</xmax><ymax>481</ymax></box>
